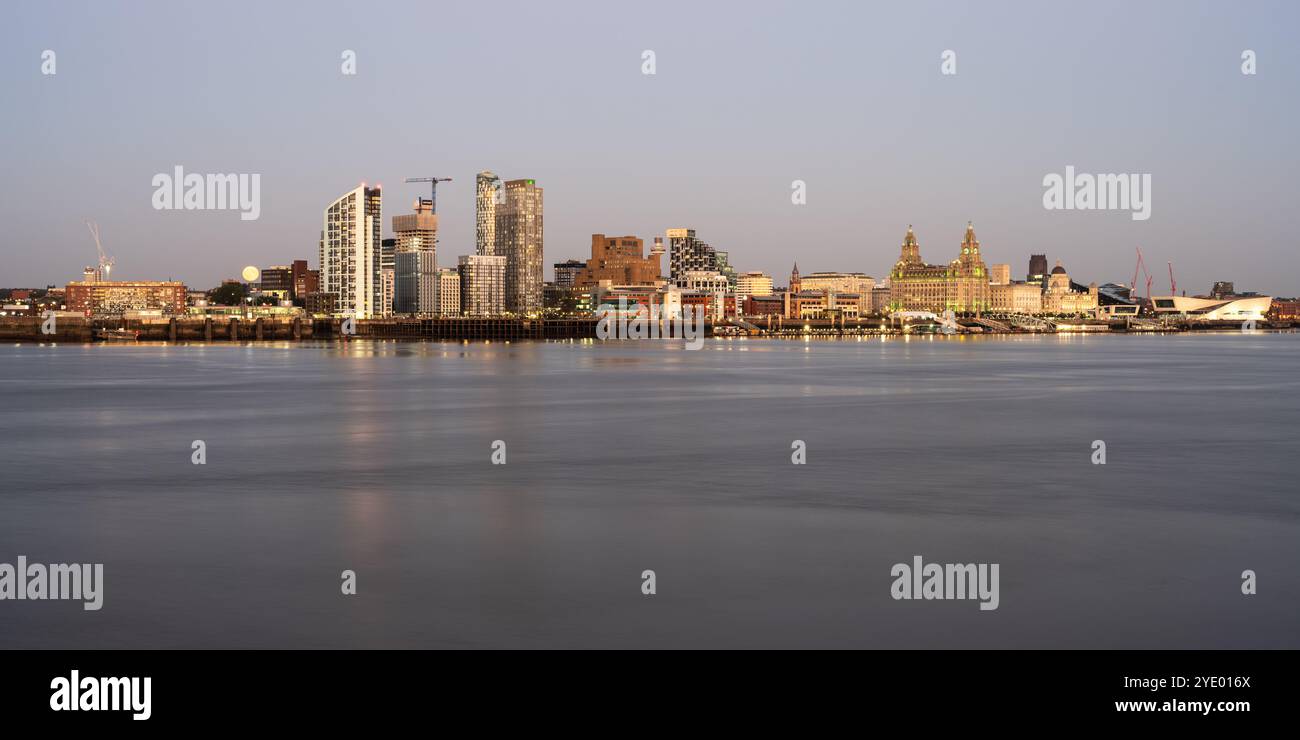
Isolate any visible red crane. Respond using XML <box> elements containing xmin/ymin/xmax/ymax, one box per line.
<box><xmin>1167</xmin><ymin>261</ymin><xmax>1177</xmax><ymax>296</ymax></box>
<box><xmin>1132</xmin><ymin>247</ymin><xmax>1153</xmax><ymax>300</ymax></box>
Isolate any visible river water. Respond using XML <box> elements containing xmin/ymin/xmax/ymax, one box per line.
<box><xmin>1</xmin><ymin>334</ymin><xmax>1297</xmax><ymax>648</ymax></box>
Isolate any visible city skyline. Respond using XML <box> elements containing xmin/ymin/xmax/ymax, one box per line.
<box><xmin>4</xmin><ymin>1</ymin><xmax>1299</xmax><ymax>295</ymax></box>
<box><xmin>4</xmin><ymin>2</ymin><xmax>1300</xmax><ymax>683</ymax></box>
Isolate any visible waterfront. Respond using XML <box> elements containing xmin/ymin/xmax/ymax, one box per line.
<box><xmin>1</xmin><ymin>334</ymin><xmax>1297</xmax><ymax>648</ymax></box>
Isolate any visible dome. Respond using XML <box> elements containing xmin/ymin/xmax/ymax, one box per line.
<box><xmin>1051</xmin><ymin>261</ymin><xmax>1067</xmax><ymax>275</ymax></box>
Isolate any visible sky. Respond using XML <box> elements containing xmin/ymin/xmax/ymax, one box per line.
<box><xmin>2</xmin><ymin>0</ymin><xmax>1298</xmax><ymax>295</ymax></box>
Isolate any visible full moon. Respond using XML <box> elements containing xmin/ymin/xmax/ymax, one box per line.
<box><xmin>241</xmin><ymin>265</ymin><xmax>260</xmax><ymax>282</ymax></box>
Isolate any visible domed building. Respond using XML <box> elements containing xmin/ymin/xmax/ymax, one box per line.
<box><xmin>888</xmin><ymin>223</ymin><xmax>991</xmax><ymax>314</ymax></box>
<box><xmin>1041</xmin><ymin>260</ymin><xmax>1099</xmax><ymax>315</ymax></box>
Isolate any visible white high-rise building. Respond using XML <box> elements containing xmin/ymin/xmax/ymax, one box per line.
<box><xmin>320</xmin><ymin>185</ymin><xmax>382</xmax><ymax>318</ymax></box>
<box><xmin>437</xmin><ymin>268</ymin><xmax>461</xmax><ymax>316</ymax></box>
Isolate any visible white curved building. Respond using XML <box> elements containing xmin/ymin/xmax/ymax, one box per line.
<box><xmin>321</xmin><ymin>185</ymin><xmax>382</xmax><ymax>318</ymax></box>
<box><xmin>1150</xmin><ymin>295</ymin><xmax>1272</xmax><ymax>320</ymax></box>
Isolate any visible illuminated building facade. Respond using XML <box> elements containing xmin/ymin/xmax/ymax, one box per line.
<box><xmin>667</xmin><ymin>228</ymin><xmax>718</xmax><ymax>282</ymax></box>
<box><xmin>574</xmin><ymin>234</ymin><xmax>661</xmax><ymax>288</ymax></box>
<box><xmin>989</xmin><ymin>264</ymin><xmax>1011</xmax><ymax>285</ymax></box>
<box><xmin>782</xmin><ymin>290</ymin><xmax>867</xmax><ymax>319</ymax></box>
<box><xmin>381</xmin><ymin>238</ymin><xmax>396</xmax><ymax>316</ymax></box>
<box><xmin>65</xmin><ymin>280</ymin><xmax>188</xmax><ymax>316</ymax></box>
<box><xmin>1268</xmin><ymin>298</ymin><xmax>1299</xmax><ymax>321</ymax></box>
<box><xmin>799</xmin><ymin>272</ymin><xmax>874</xmax><ymax>295</ymax></box>
<box><xmin>1041</xmin><ymin>261</ymin><xmax>1099</xmax><ymax>315</ymax></box>
<box><xmin>1151</xmin><ymin>294</ymin><xmax>1272</xmax><ymax>321</ymax></box>
<box><xmin>320</xmin><ymin>185</ymin><xmax>382</xmax><ymax>318</ymax></box>
<box><xmin>475</xmin><ymin>171</ymin><xmax>500</xmax><ymax>257</ymax></box>
<box><xmin>735</xmin><ymin>271</ymin><xmax>773</xmax><ymax>308</ymax></box>
<box><xmin>458</xmin><ymin>254</ymin><xmax>506</xmax><ymax>316</ymax></box>
<box><xmin>437</xmin><ymin>268</ymin><xmax>461</xmax><ymax>316</ymax></box>
<box><xmin>292</xmin><ymin>260</ymin><xmax>318</xmax><ymax>301</ymax></box>
<box><xmin>553</xmin><ymin>260</ymin><xmax>585</xmax><ymax>290</ymax></box>
<box><xmin>888</xmin><ymin>223</ymin><xmax>990</xmax><ymax>313</ymax></box>
<box><xmin>393</xmin><ymin>198</ymin><xmax>440</xmax><ymax>315</ymax></box>
<box><xmin>497</xmin><ymin>178</ymin><xmax>544</xmax><ymax>314</ymax></box>
<box><xmin>989</xmin><ymin>281</ymin><xmax>1043</xmax><ymax>313</ymax></box>
<box><xmin>1027</xmin><ymin>254</ymin><xmax>1048</xmax><ymax>287</ymax></box>
<box><xmin>259</xmin><ymin>266</ymin><xmax>294</xmax><ymax>300</ymax></box>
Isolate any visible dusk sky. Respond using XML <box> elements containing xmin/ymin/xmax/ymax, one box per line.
<box><xmin>3</xmin><ymin>0</ymin><xmax>1297</xmax><ymax>294</ymax></box>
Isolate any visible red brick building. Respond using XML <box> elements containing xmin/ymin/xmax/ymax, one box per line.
<box><xmin>574</xmin><ymin>234</ymin><xmax>661</xmax><ymax>288</ymax></box>
<box><xmin>1268</xmin><ymin>298</ymin><xmax>1299</xmax><ymax>321</ymax></box>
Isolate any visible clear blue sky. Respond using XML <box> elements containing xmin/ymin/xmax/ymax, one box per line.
<box><xmin>3</xmin><ymin>0</ymin><xmax>1297</xmax><ymax>295</ymax></box>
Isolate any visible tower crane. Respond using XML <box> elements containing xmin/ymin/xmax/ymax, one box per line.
<box><xmin>404</xmin><ymin>176</ymin><xmax>452</xmax><ymax>214</ymax></box>
<box><xmin>1167</xmin><ymin>261</ymin><xmax>1177</xmax><ymax>296</ymax></box>
<box><xmin>85</xmin><ymin>221</ymin><xmax>115</xmax><ymax>281</ymax></box>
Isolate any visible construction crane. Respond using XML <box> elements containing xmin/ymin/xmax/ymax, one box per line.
<box><xmin>1132</xmin><ymin>247</ymin><xmax>1152</xmax><ymax>300</ymax></box>
<box><xmin>1167</xmin><ymin>261</ymin><xmax>1177</xmax><ymax>296</ymax></box>
<box><xmin>404</xmin><ymin>176</ymin><xmax>452</xmax><ymax>214</ymax></box>
<box><xmin>85</xmin><ymin>221</ymin><xmax>115</xmax><ymax>281</ymax></box>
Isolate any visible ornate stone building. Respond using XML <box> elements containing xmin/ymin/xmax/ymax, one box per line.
<box><xmin>888</xmin><ymin>223</ymin><xmax>991</xmax><ymax>313</ymax></box>
<box><xmin>1041</xmin><ymin>261</ymin><xmax>1099</xmax><ymax>315</ymax></box>
<box><xmin>990</xmin><ymin>281</ymin><xmax>1043</xmax><ymax>314</ymax></box>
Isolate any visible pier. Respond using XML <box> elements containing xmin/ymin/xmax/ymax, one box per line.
<box><xmin>345</xmin><ymin>317</ymin><xmax>599</xmax><ymax>340</ymax></box>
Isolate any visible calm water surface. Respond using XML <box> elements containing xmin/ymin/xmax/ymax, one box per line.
<box><xmin>1</xmin><ymin>334</ymin><xmax>1297</xmax><ymax>648</ymax></box>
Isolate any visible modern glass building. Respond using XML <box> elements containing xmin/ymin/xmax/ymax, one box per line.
<box><xmin>476</xmin><ymin>172</ymin><xmax>543</xmax><ymax>314</ymax></box>
<box><xmin>553</xmin><ymin>259</ymin><xmax>585</xmax><ymax>290</ymax></box>
<box><xmin>498</xmin><ymin>178</ymin><xmax>544</xmax><ymax>314</ymax></box>
<box><xmin>475</xmin><ymin>171</ymin><xmax>501</xmax><ymax>257</ymax></box>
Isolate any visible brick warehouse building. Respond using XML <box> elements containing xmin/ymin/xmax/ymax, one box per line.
<box><xmin>65</xmin><ymin>280</ymin><xmax>188</xmax><ymax>316</ymax></box>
